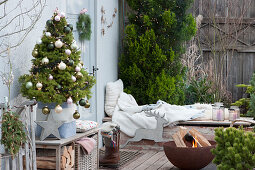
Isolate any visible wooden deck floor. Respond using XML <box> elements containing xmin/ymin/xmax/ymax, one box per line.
<box><xmin>99</xmin><ymin>149</ymin><xmax>217</xmax><ymax>170</ymax></box>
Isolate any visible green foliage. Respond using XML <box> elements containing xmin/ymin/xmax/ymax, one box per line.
<box><xmin>247</xmin><ymin>73</ymin><xmax>255</xmax><ymax>118</ymax></box>
<box><xmin>76</xmin><ymin>13</ymin><xmax>92</xmax><ymax>41</ymax></box>
<box><xmin>232</xmin><ymin>82</ymin><xmax>254</xmax><ymax>115</ymax></box>
<box><xmin>19</xmin><ymin>12</ymin><xmax>95</xmax><ymax>105</ymax></box>
<box><xmin>212</xmin><ymin>127</ymin><xmax>255</xmax><ymax>170</ymax></box>
<box><xmin>119</xmin><ymin>0</ymin><xmax>196</xmax><ymax>104</ymax></box>
<box><xmin>185</xmin><ymin>76</ymin><xmax>215</xmax><ymax>104</ymax></box>
<box><xmin>1</xmin><ymin>111</ymin><xmax>26</xmax><ymax>155</ymax></box>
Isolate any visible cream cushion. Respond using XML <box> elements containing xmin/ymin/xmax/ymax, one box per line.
<box><xmin>105</xmin><ymin>79</ymin><xmax>124</xmax><ymax>116</ymax></box>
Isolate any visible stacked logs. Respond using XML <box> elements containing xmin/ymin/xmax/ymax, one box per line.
<box><xmin>36</xmin><ymin>146</ymin><xmax>74</xmax><ymax>170</ymax></box>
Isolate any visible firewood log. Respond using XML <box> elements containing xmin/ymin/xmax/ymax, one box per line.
<box><xmin>172</xmin><ymin>131</ymin><xmax>186</xmax><ymax>147</ymax></box>
<box><xmin>189</xmin><ymin>128</ymin><xmax>211</xmax><ymax>147</ymax></box>
<box><xmin>179</xmin><ymin>126</ymin><xmax>188</xmax><ymax>139</ymax></box>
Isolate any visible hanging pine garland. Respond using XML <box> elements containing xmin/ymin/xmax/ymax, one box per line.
<box><xmin>1</xmin><ymin>111</ymin><xmax>26</xmax><ymax>155</ymax></box>
<box><xmin>76</xmin><ymin>13</ymin><xmax>92</xmax><ymax>41</ymax></box>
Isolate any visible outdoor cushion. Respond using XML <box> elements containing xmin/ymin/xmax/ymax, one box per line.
<box><xmin>76</xmin><ymin>120</ymin><xmax>98</xmax><ymax>132</ymax></box>
<box><xmin>104</xmin><ymin>79</ymin><xmax>123</xmax><ymax>116</ymax></box>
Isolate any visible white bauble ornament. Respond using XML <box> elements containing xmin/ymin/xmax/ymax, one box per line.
<box><xmin>48</xmin><ymin>74</ymin><xmax>53</xmax><ymax>80</ymax></box>
<box><xmin>55</xmin><ymin>105</ymin><xmax>63</xmax><ymax>113</ymax></box>
<box><xmin>41</xmin><ymin>57</ymin><xmax>49</xmax><ymax>64</ymax></box>
<box><xmin>58</xmin><ymin>61</ymin><xmax>66</xmax><ymax>70</ymax></box>
<box><xmin>71</xmin><ymin>75</ymin><xmax>76</xmax><ymax>82</ymax></box>
<box><xmin>71</xmin><ymin>43</ymin><xmax>78</xmax><ymax>50</ymax></box>
<box><xmin>26</xmin><ymin>82</ymin><xmax>33</xmax><ymax>89</ymax></box>
<box><xmin>36</xmin><ymin>39</ymin><xmax>42</xmax><ymax>45</ymax></box>
<box><xmin>65</xmin><ymin>49</ymin><xmax>71</xmax><ymax>55</ymax></box>
<box><xmin>60</xmin><ymin>12</ymin><xmax>65</xmax><ymax>18</ymax></box>
<box><xmin>55</xmin><ymin>15</ymin><xmax>61</xmax><ymax>21</ymax></box>
<box><xmin>45</xmin><ymin>32</ymin><xmax>51</xmax><ymax>37</ymax></box>
<box><xmin>36</xmin><ymin>82</ymin><xmax>43</xmax><ymax>90</ymax></box>
<box><xmin>75</xmin><ymin>66</ymin><xmax>81</xmax><ymax>72</ymax></box>
<box><xmin>67</xmin><ymin>97</ymin><xmax>73</xmax><ymax>104</ymax></box>
<box><xmin>55</xmin><ymin>39</ymin><xmax>63</xmax><ymax>48</ymax></box>
<box><xmin>77</xmin><ymin>63</ymin><xmax>82</xmax><ymax>68</ymax></box>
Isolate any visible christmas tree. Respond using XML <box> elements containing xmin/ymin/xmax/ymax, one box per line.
<box><xmin>19</xmin><ymin>9</ymin><xmax>95</xmax><ymax>115</ymax></box>
<box><xmin>119</xmin><ymin>0</ymin><xmax>196</xmax><ymax>105</ymax></box>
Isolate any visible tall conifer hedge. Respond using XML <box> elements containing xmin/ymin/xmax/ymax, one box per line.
<box><xmin>119</xmin><ymin>0</ymin><xmax>196</xmax><ymax>104</ymax></box>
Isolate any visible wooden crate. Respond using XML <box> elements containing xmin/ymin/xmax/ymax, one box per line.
<box><xmin>36</xmin><ymin>144</ymin><xmax>75</xmax><ymax>170</ymax></box>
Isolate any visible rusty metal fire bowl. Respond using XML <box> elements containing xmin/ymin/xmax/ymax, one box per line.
<box><xmin>163</xmin><ymin>141</ymin><xmax>216</xmax><ymax>170</ymax></box>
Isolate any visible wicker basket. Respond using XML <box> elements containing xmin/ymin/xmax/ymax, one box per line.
<box><xmin>75</xmin><ymin>133</ymin><xmax>98</xmax><ymax>170</ymax></box>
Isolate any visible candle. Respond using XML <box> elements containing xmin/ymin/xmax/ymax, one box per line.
<box><xmin>212</xmin><ymin>106</ymin><xmax>225</xmax><ymax>121</ymax></box>
<box><xmin>229</xmin><ymin>108</ymin><xmax>237</xmax><ymax>121</ymax></box>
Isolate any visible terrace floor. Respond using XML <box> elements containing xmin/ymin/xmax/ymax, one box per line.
<box><xmin>99</xmin><ymin>148</ymin><xmax>217</xmax><ymax>170</ymax></box>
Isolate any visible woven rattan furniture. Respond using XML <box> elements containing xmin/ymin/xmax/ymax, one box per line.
<box><xmin>35</xmin><ymin>128</ymin><xmax>99</xmax><ymax>170</ymax></box>
<box><xmin>75</xmin><ymin>133</ymin><xmax>98</xmax><ymax>170</ymax></box>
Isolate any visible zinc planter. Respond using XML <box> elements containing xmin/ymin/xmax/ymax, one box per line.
<box><xmin>35</xmin><ymin>102</ymin><xmax>76</xmax><ymax>139</ymax></box>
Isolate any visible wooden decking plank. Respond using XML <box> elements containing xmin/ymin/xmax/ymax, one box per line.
<box><xmin>133</xmin><ymin>151</ymin><xmax>165</xmax><ymax>170</ymax></box>
<box><xmin>158</xmin><ymin>159</ymin><xmax>174</xmax><ymax>170</ymax></box>
<box><xmin>147</xmin><ymin>152</ymin><xmax>169</xmax><ymax>170</ymax></box>
<box><xmin>121</xmin><ymin>151</ymin><xmax>157</xmax><ymax>170</ymax></box>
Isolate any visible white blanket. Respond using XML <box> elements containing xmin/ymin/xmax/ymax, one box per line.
<box><xmin>112</xmin><ymin>92</ymin><xmax>205</xmax><ymax>137</ymax></box>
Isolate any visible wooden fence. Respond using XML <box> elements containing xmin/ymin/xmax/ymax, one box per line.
<box><xmin>119</xmin><ymin>0</ymin><xmax>255</xmax><ymax>102</ymax></box>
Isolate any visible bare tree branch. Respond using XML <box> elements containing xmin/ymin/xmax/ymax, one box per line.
<box><xmin>0</xmin><ymin>0</ymin><xmax>46</xmax><ymax>57</ymax></box>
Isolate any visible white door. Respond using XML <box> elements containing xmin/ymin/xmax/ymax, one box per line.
<box><xmin>66</xmin><ymin>0</ymin><xmax>98</xmax><ymax>121</ymax></box>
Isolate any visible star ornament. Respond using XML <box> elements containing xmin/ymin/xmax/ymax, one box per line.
<box><xmin>35</xmin><ymin>113</ymin><xmax>65</xmax><ymax>141</ymax></box>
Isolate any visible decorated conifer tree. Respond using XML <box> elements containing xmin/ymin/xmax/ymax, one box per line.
<box><xmin>19</xmin><ymin>9</ymin><xmax>95</xmax><ymax>120</ymax></box>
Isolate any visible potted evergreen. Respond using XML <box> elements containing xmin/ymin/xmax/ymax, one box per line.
<box><xmin>19</xmin><ymin>9</ymin><xmax>95</xmax><ymax>139</ymax></box>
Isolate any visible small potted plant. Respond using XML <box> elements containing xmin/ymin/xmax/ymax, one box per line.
<box><xmin>211</xmin><ymin>127</ymin><xmax>255</xmax><ymax>169</ymax></box>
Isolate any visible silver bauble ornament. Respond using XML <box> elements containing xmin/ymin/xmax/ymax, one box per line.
<box><xmin>60</xmin><ymin>12</ymin><xmax>65</xmax><ymax>18</ymax></box>
<box><xmin>76</xmin><ymin>72</ymin><xmax>83</xmax><ymax>79</ymax></box>
<box><xmin>65</xmin><ymin>49</ymin><xmax>71</xmax><ymax>55</ymax></box>
<box><xmin>26</xmin><ymin>82</ymin><xmax>33</xmax><ymax>89</ymax></box>
<box><xmin>67</xmin><ymin>97</ymin><xmax>73</xmax><ymax>104</ymax></box>
<box><xmin>36</xmin><ymin>39</ymin><xmax>42</xmax><ymax>45</ymax></box>
<box><xmin>45</xmin><ymin>32</ymin><xmax>51</xmax><ymax>37</ymax></box>
<box><xmin>48</xmin><ymin>74</ymin><xmax>53</xmax><ymax>80</ymax></box>
<box><xmin>58</xmin><ymin>61</ymin><xmax>66</xmax><ymax>70</ymax></box>
<box><xmin>55</xmin><ymin>39</ymin><xmax>63</xmax><ymax>48</ymax></box>
<box><xmin>77</xmin><ymin>63</ymin><xmax>82</xmax><ymax>68</ymax></box>
<box><xmin>75</xmin><ymin>66</ymin><xmax>81</xmax><ymax>72</ymax></box>
<box><xmin>71</xmin><ymin>43</ymin><xmax>78</xmax><ymax>50</ymax></box>
<box><xmin>41</xmin><ymin>57</ymin><xmax>49</xmax><ymax>64</ymax></box>
<box><xmin>71</xmin><ymin>75</ymin><xmax>76</xmax><ymax>82</ymax></box>
<box><xmin>55</xmin><ymin>15</ymin><xmax>61</xmax><ymax>21</ymax></box>
<box><xmin>36</xmin><ymin>82</ymin><xmax>43</xmax><ymax>90</ymax></box>
<box><xmin>55</xmin><ymin>105</ymin><xmax>63</xmax><ymax>113</ymax></box>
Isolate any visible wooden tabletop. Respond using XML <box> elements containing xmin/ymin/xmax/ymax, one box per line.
<box><xmin>178</xmin><ymin>117</ymin><xmax>255</xmax><ymax>126</ymax></box>
<box><xmin>35</xmin><ymin>128</ymin><xmax>99</xmax><ymax>146</ymax></box>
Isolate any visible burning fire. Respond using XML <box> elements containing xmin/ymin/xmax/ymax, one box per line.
<box><xmin>192</xmin><ymin>136</ymin><xmax>198</xmax><ymax>148</ymax></box>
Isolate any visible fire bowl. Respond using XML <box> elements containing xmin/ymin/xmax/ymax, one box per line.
<box><xmin>163</xmin><ymin>141</ymin><xmax>216</xmax><ymax>170</ymax></box>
